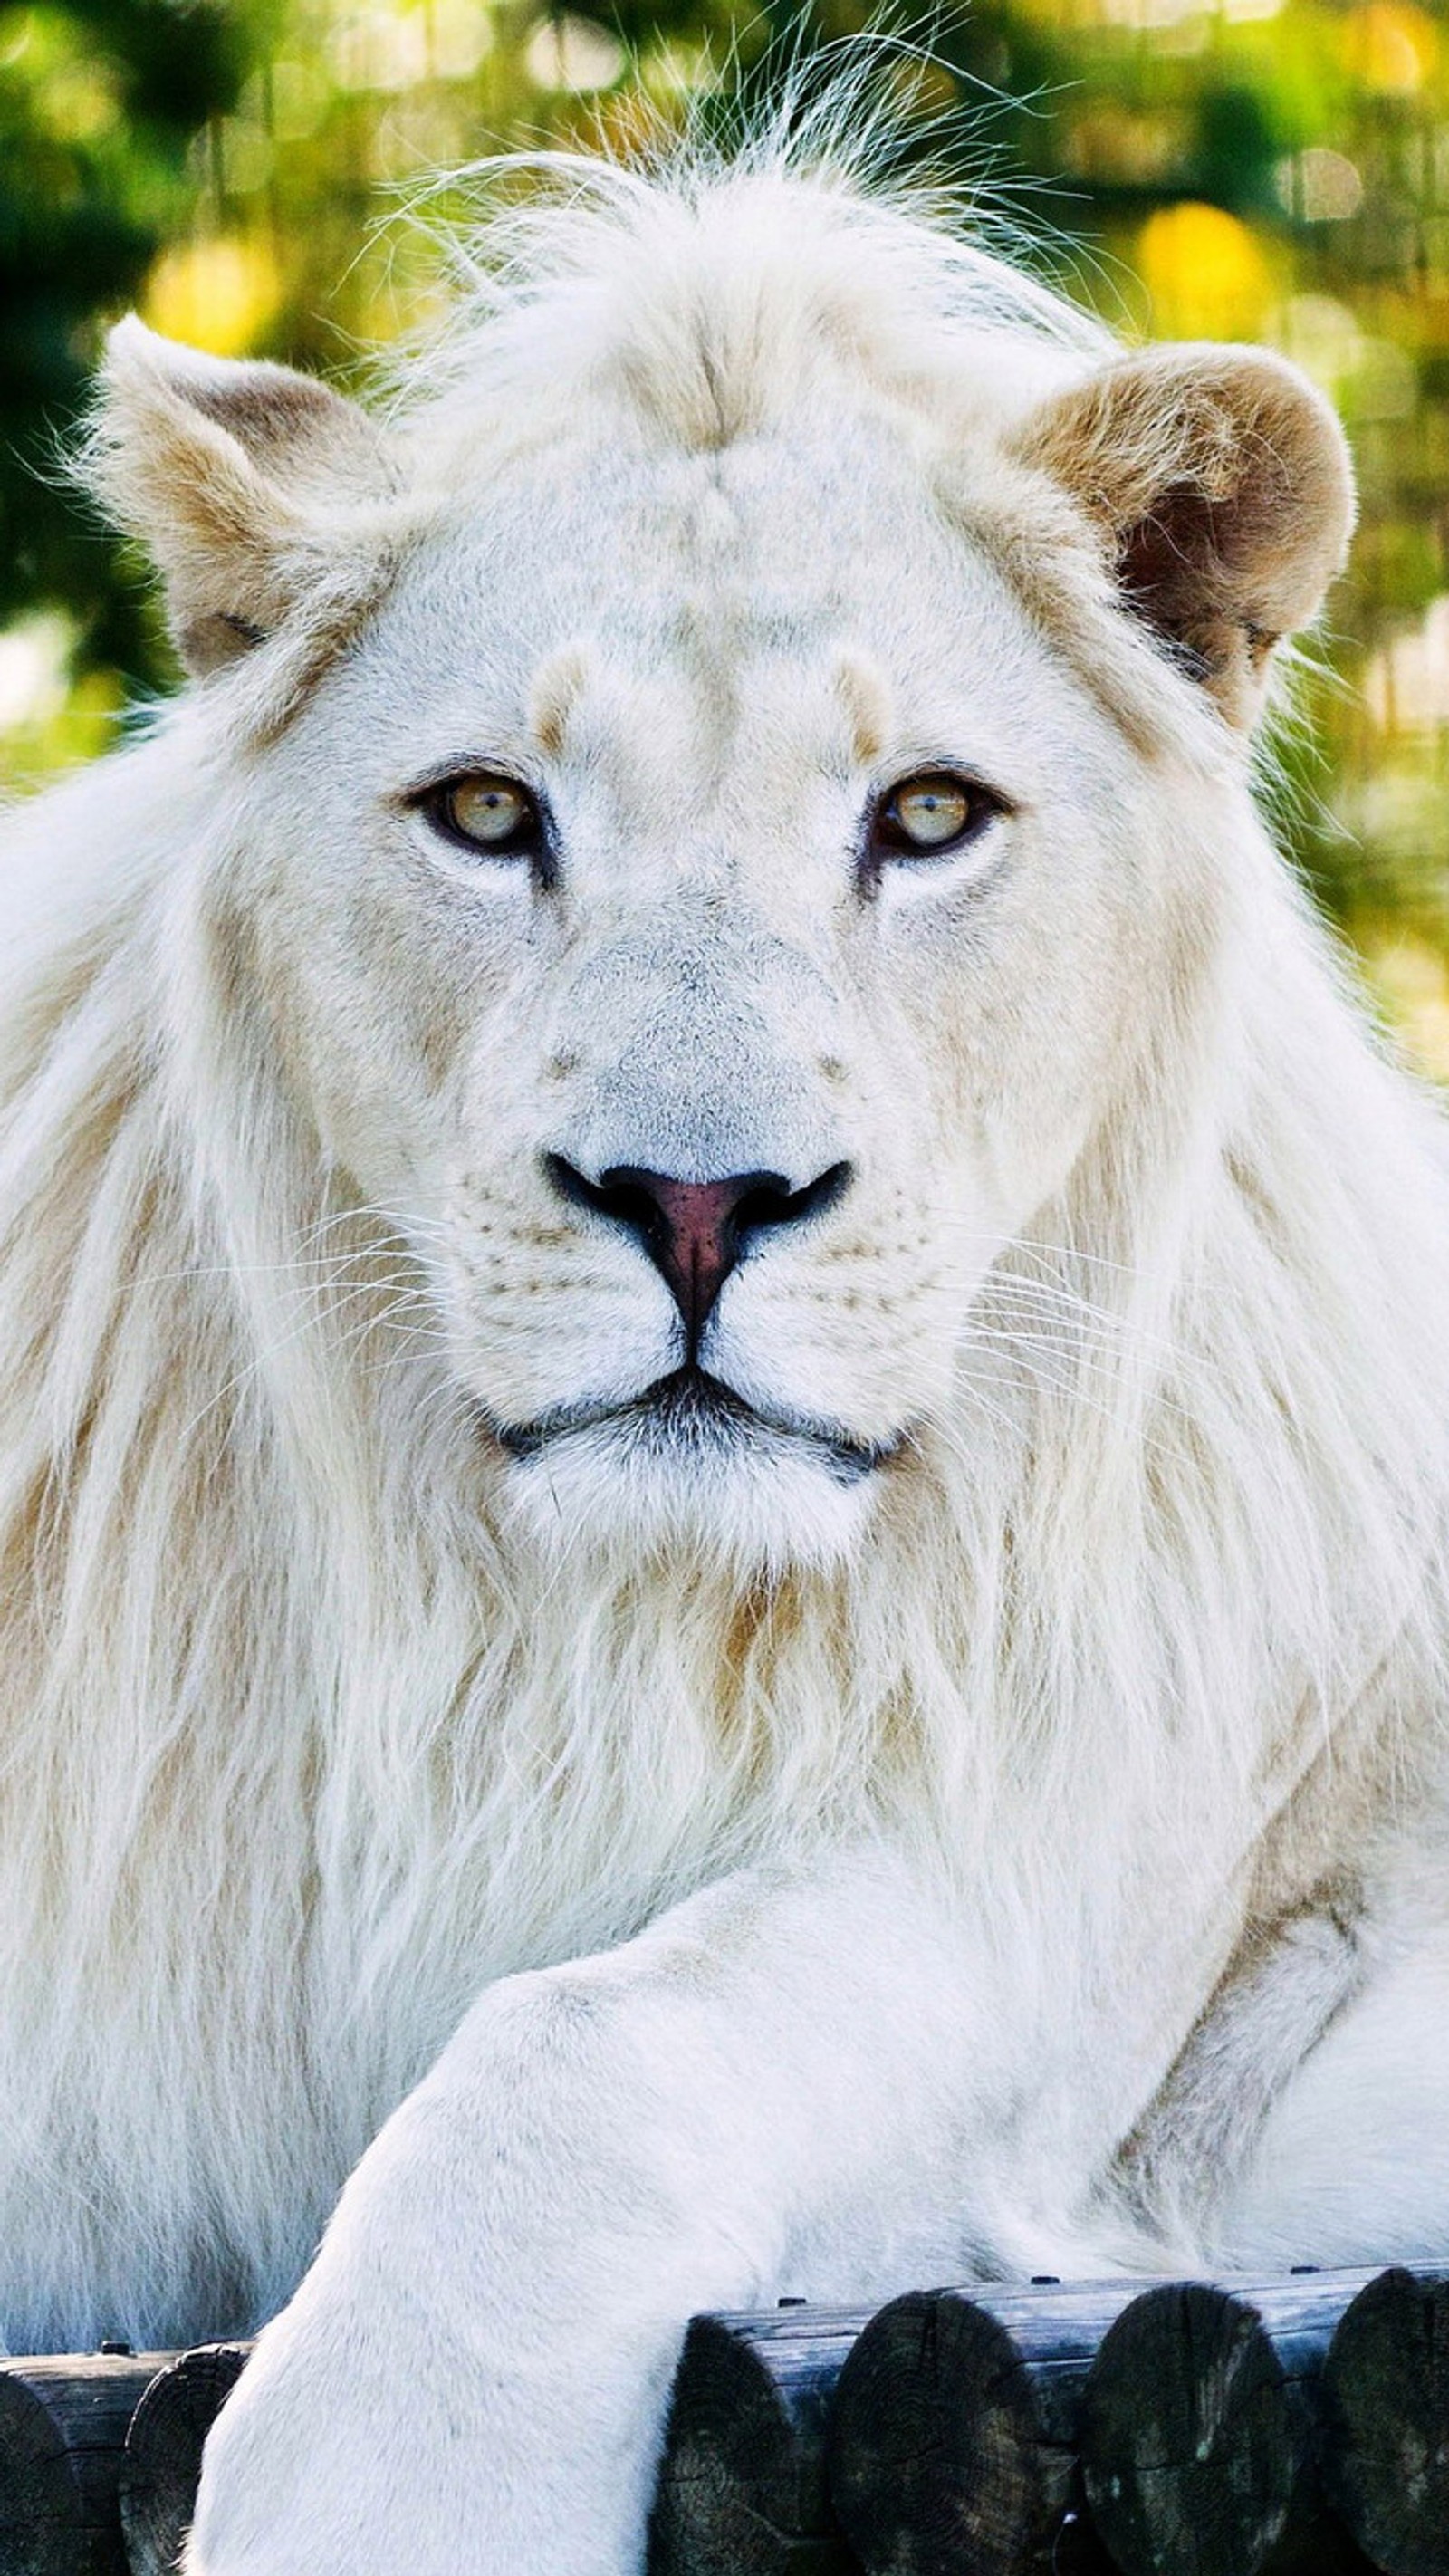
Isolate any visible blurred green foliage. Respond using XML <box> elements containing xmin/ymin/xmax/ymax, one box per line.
<box><xmin>0</xmin><ymin>0</ymin><xmax>254</xmax><ymax>709</ymax></box>
<box><xmin>4</xmin><ymin>0</ymin><xmax>1449</xmax><ymax>1061</ymax></box>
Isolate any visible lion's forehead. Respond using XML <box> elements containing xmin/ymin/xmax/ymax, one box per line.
<box><xmin>363</xmin><ymin>413</ymin><xmax>1059</xmax><ymax>796</ymax></box>
<box><xmin>432</xmin><ymin>409</ymin><xmax>939</xmax><ymax>587</ymax></box>
<box><xmin>430</xmin><ymin>428</ymin><xmax>937</xmax><ymax>642</ymax></box>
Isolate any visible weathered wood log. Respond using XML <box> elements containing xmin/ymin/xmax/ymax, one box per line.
<box><xmin>1083</xmin><ymin>2283</ymin><xmax>1287</xmax><ymax>2575</ymax></box>
<box><xmin>0</xmin><ymin>2350</ymin><xmax>166</xmax><ymax>2576</ymax></box>
<box><xmin>826</xmin><ymin>2282</ymin><xmax>1141</xmax><ymax>2574</ymax></box>
<box><xmin>1080</xmin><ymin>2282</ymin><xmax>1312</xmax><ymax>2576</ymax></box>
<box><xmin>647</xmin><ymin>2305</ymin><xmax>863</xmax><ymax>2576</ymax></box>
<box><xmin>1319</xmin><ymin>2266</ymin><xmax>1449</xmax><ymax>2576</ymax></box>
<box><xmin>0</xmin><ymin>2260</ymin><xmax>1434</xmax><ymax>2576</ymax></box>
<box><xmin>118</xmin><ymin>2343</ymin><xmax>250</xmax><ymax>2576</ymax></box>
<box><xmin>1079</xmin><ymin>2266</ymin><xmax>1444</xmax><ymax>2576</ymax></box>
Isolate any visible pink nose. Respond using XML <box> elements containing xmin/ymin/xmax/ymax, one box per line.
<box><xmin>545</xmin><ymin>1157</ymin><xmax>853</xmax><ymax>1341</ymax></box>
<box><xmin>608</xmin><ymin>1171</ymin><xmax>769</xmax><ymax>1336</ymax></box>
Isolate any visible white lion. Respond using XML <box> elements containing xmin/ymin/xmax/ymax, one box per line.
<box><xmin>1</xmin><ymin>109</ymin><xmax>1446</xmax><ymax>2576</ymax></box>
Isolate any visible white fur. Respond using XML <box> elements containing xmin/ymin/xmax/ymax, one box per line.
<box><xmin>0</xmin><ymin>119</ymin><xmax>1446</xmax><ymax>2574</ymax></box>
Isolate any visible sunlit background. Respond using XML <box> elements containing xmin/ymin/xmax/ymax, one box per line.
<box><xmin>4</xmin><ymin>0</ymin><xmax>1449</xmax><ymax>1062</ymax></box>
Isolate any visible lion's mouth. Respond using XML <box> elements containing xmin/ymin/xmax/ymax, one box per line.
<box><xmin>492</xmin><ymin>1365</ymin><xmax>896</xmax><ymax>1485</ymax></box>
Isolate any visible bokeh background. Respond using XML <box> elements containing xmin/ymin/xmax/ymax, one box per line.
<box><xmin>5</xmin><ymin>0</ymin><xmax>1449</xmax><ymax>1061</ymax></box>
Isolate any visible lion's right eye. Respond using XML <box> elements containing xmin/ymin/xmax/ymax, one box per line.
<box><xmin>868</xmin><ymin>771</ymin><xmax>1011</xmax><ymax>867</ymax></box>
<box><xmin>425</xmin><ymin>773</ymin><xmax>542</xmax><ymax>859</ymax></box>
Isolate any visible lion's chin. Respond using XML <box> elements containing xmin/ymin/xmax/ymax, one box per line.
<box><xmin>497</xmin><ymin>1372</ymin><xmax>888</xmax><ymax>1575</ymax></box>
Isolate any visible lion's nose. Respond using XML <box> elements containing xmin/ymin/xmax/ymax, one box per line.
<box><xmin>544</xmin><ymin>1155</ymin><xmax>853</xmax><ymax>1341</ymax></box>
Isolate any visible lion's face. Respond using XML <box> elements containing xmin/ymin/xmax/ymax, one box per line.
<box><xmin>99</xmin><ymin>182</ymin><xmax>1348</xmax><ymax>1573</ymax></box>
<box><xmin>242</xmin><ymin>409</ymin><xmax>1176</xmax><ymax>1566</ymax></box>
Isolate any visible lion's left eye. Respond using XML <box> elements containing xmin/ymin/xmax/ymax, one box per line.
<box><xmin>869</xmin><ymin>772</ymin><xmax>1008</xmax><ymax>865</ymax></box>
<box><xmin>427</xmin><ymin>773</ymin><xmax>540</xmax><ymax>856</ymax></box>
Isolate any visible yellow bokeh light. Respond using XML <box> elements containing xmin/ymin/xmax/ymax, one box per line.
<box><xmin>1136</xmin><ymin>200</ymin><xmax>1275</xmax><ymax>341</ymax></box>
<box><xmin>1345</xmin><ymin>2</ymin><xmax>1437</xmax><ymax>94</ymax></box>
<box><xmin>140</xmin><ymin>237</ymin><xmax>284</xmax><ymax>356</ymax></box>
<box><xmin>37</xmin><ymin>62</ymin><xmax>120</xmax><ymax>141</ymax></box>
<box><xmin>1365</xmin><ymin>941</ymin><xmax>1449</xmax><ymax>1083</ymax></box>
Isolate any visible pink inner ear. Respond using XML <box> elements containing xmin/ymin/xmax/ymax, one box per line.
<box><xmin>1115</xmin><ymin>483</ymin><xmax>1253</xmax><ymax>684</ymax></box>
<box><xmin>1013</xmin><ymin>343</ymin><xmax>1354</xmax><ymax>718</ymax></box>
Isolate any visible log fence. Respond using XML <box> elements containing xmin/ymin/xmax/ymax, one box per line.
<box><xmin>0</xmin><ymin>2266</ymin><xmax>1443</xmax><ymax>2575</ymax></box>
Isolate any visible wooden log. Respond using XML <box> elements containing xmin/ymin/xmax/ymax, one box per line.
<box><xmin>1080</xmin><ymin>2282</ymin><xmax>1310</xmax><ymax>2576</ymax></box>
<box><xmin>1319</xmin><ymin>2266</ymin><xmax>1449</xmax><ymax>2576</ymax></box>
<box><xmin>0</xmin><ymin>2349</ymin><xmax>167</xmax><ymax>2576</ymax></box>
<box><xmin>825</xmin><ymin>2265</ymin><xmax>1449</xmax><ymax>2576</ymax></box>
<box><xmin>1079</xmin><ymin>2268</ymin><xmax>1437</xmax><ymax>2576</ymax></box>
<box><xmin>118</xmin><ymin>2343</ymin><xmax>250</xmax><ymax>2576</ymax></box>
<box><xmin>827</xmin><ymin>2282</ymin><xmax>1141</xmax><ymax>2574</ymax></box>
<box><xmin>38</xmin><ymin>2259</ymin><xmax>1435</xmax><ymax>2576</ymax></box>
<box><xmin>647</xmin><ymin>2305</ymin><xmax>862</xmax><ymax>2576</ymax></box>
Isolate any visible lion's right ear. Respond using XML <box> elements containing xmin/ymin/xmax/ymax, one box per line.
<box><xmin>90</xmin><ymin>318</ymin><xmax>393</xmax><ymax>677</ymax></box>
<box><xmin>1011</xmin><ymin>342</ymin><xmax>1355</xmax><ymax>729</ymax></box>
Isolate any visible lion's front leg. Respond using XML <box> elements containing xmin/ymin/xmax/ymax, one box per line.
<box><xmin>183</xmin><ymin>1852</ymin><xmax>993</xmax><ymax>2576</ymax></box>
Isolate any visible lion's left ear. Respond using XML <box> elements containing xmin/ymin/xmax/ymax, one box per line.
<box><xmin>89</xmin><ymin>318</ymin><xmax>394</xmax><ymax>678</ymax></box>
<box><xmin>1012</xmin><ymin>344</ymin><xmax>1356</xmax><ymax>727</ymax></box>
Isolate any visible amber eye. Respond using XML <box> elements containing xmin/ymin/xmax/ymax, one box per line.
<box><xmin>411</xmin><ymin>770</ymin><xmax>552</xmax><ymax>879</ymax></box>
<box><xmin>869</xmin><ymin>771</ymin><xmax>1008</xmax><ymax>866</ymax></box>
<box><xmin>427</xmin><ymin>773</ymin><xmax>541</xmax><ymax>856</ymax></box>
